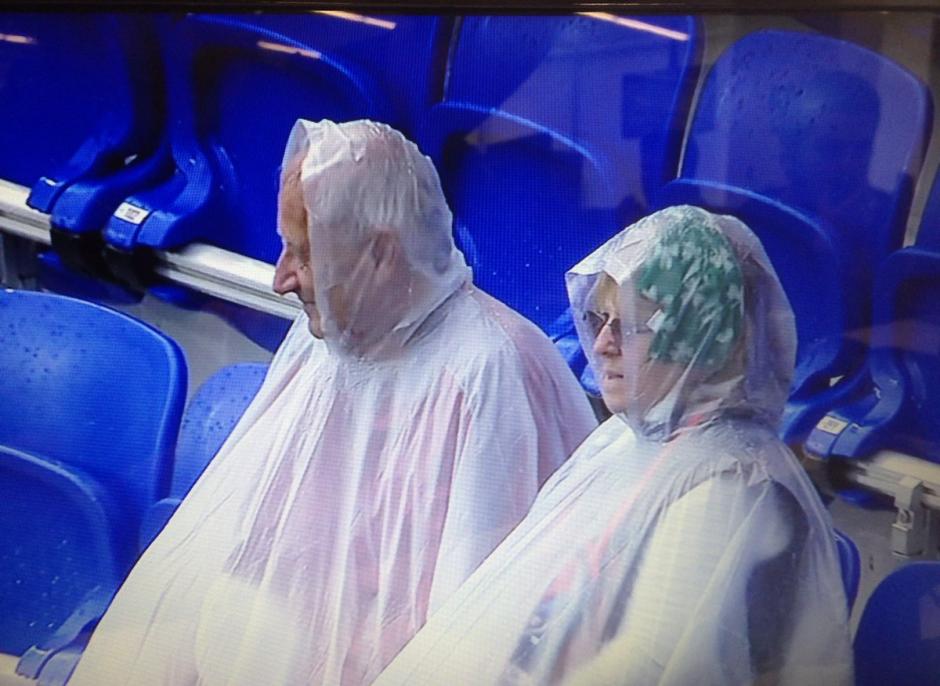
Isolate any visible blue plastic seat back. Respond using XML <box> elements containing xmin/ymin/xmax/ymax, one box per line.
<box><xmin>172</xmin><ymin>363</ymin><xmax>268</xmax><ymax>495</ymax></box>
<box><xmin>113</xmin><ymin>14</ymin><xmax>450</xmax><ymax>264</ymax></box>
<box><xmin>878</xmin><ymin>175</ymin><xmax>940</xmax><ymax>459</ymax></box>
<box><xmin>138</xmin><ymin>363</ymin><xmax>268</xmax><ymax>551</ymax></box>
<box><xmin>0</xmin><ymin>446</ymin><xmax>120</xmax><ymax>655</ymax></box>
<box><xmin>0</xmin><ymin>14</ymin><xmax>157</xmax><ymax>190</ymax></box>
<box><xmin>680</xmin><ymin>29</ymin><xmax>930</xmax><ymax>334</ymax></box>
<box><xmin>0</xmin><ymin>290</ymin><xmax>187</xmax><ymax>536</ymax></box>
<box><xmin>854</xmin><ymin>561</ymin><xmax>940</xmax><ymax>686</ymax></box>
<box><xmin>915</xmin><ymin>168</ymin><xmax>940</xmax><ymax>253</ymax></box>
<box><xmin>862</xmin><ymin>246</ymin><xmax>940</xmax><ymax>462</ymax></box>
<box><xmin>805</xmin><ymin>169</ymin><xmax>940</xmax><ymax>462</ymax></box>
<box><xmin>420</xmin><ymin>14</ymin><xmax>701</xmax><ymax>330</ymax></box>
<box><xmin>833</xmin><ymin>529</ymin><xmax>860</xmax><ymax>611</ymax></box>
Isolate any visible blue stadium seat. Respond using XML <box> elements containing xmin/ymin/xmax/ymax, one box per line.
<box><xmin>653</xmin><ymin>29</ymin><xmax>932</xmax><ymax>442</ymax></box>
<box><xmin>103</xmin><ymin>13</ymin><xmax>450</xmax><ymax>264</ymax></box>
<box><xmin>15</xmin><ymin>363</ymin><xmax>265</xmax><ymax>686</ymax></box>
<box><xmin>0</xmin><ymin>290</ymin><xmax>186</xmax><ymax>680</ymax></box>
<box><xmin>0</xmin><ymin>290</ymin><xmax>187</xmax><ymax>559</ymax></box>
<box><xmin>139</xmin><ymin>362</ymin><xmax>268</xmax><ymax>550</ymax></box>
<box><xmin>806</xmin><ymin>171</ymin><xmax>940</xmax><ymax>464</ymax></box>
<box><xmin>13</xmin><ymin>15</ymin><xmax>168</xmax><ymax>277</ymax></box>
<box><xmin>834</xmin><ymin>529</ymin><xmax>860</xmax><ymax>612</ymax></box>
<box><xmin>79</xmin><ymin>13</ymin><xmax>449</xmax><ymax>349</ymax></box>
<box><xmin>854</xmin><ymin>561</ymin><xmax>940</xmax><ymax>686</ymax></box>
<box><xmin>418</xmin><ymin>14</ymin><xmax>702</xmax><ymax>345</ymax></box>
<box><xmin>0</xmin><ymin>15</ymin><xmax>162</xmax><ymax>195</ymax></box>
<box><xmin>5</xmin><ymin>14</ymin><xmax>168</xmax><ymax>307</ymax></box>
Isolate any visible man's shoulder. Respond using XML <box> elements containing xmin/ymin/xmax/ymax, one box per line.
<box><xmin>454</xmin><ymin>288</ymin><xmax>561</xmax><ymax>357</ymax></box>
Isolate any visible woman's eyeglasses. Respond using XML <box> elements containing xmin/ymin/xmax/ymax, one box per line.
<box><xmin>582</xmin><ymin>311</ymin><xmax>654</xmax><ymax>343</ymax></box>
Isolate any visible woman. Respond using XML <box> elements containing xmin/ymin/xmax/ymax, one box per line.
<box><xmin>375</xmin><ymin>205</ymin><xmax>852</xmax><ymax>685</ymax></box>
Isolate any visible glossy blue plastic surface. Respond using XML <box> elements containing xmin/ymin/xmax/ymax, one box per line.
<box><xmin>834</xmin><ymin>529</ymin><xmax>860</xmax><ymax>612</ymax></box>
<box><xmin>0</xmin><ymin>15</ymin><xmax>154</xmax><ymax>194</ymax></box>
<box><xmin>0</xmin><ymin>290</ymin><xmax>187</xmax><ymax>550</ymax></box>
<box><xmin>654</xmin><ymin>29</ymin><xmax>932</xmax><ymax>441</ymax></box>
<box><xmin>805</xmin><ymin>173</ymin><xmax>940</xmax><ymax>464</ymax></box>
<box><xmin>106</xmin><ymin>14</ymin><xmax>450</xmax><ymax>263</ymax></box>
<box><xmin>422</xmin><ymin>15</ymin><xmax>701</xmax><ymax>332</ymax></box>
<box><xmin>18</xmin><ymin>15</ymin><xmax>167</xmax><ymax>231</ymax></box>
<box><xmin>139</xmin><ymin>363</ymin><xmax>267</xmax><ymax>550</ymax></box>
<box><xmin>0</xmin><ymin>446</ymin><xmax>120</xmax><ymax>656</ymax></box>
<box><xmin>16</xmin><ymin>586</ymin><xmax>113</xmax><ymax>685</ymax></box>
<box><xmin>854</xmin><ymin>561</ymin><xmax>940</xmax><ymax>686</ymax></box>
<box><xmin>173</xmin><ymin>362</ymin><xmax>267</xmax><ymax>494</ymax></box>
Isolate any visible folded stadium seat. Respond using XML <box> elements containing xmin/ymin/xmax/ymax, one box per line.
<box><xmin>139</xmin><ymin>362</ymin><xmax>268</xmax><ymax>550</ymax></box>
<box><xmin>94</xmin><ymin>13</ymin><xmax>451</xmax><ymax>350</ymax></box>
<box><xmin>4</xmin><ymin>15</ymin><xmax>171</xmax><ymax>299</ymax></box>
<box><xmin>0</xmin><ymin>14</ymin><xmax>163</xmax><ymax>193</ymax></box>
<box><xmin>834</xmin><ymin>528</ymin><xmax>861</xmax><ymax>612</ymax></box>
<box><xmin>854</xmin><ymin>561</ymin><xmax>940</xmax><ymax>686</ymax></box>
<box><xmin>653</xmin><ymin>29</ymin><xmax>932</xmax><ymax>443</ymax></box>
<box><xmin>806</xmin><ymin>172</ymin><xmax>940</xmax><ymax>466</ymax></box>
<box><xmin>0</xmin><ymin>290</ymin><xmax>186</xmax><ymax>681</ymax></box>
<box><xmin>416</xmin><ymin>14</ymin><xmax>702</xmax><ymax>380</ymax></box>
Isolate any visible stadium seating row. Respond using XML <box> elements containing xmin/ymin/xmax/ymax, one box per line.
<box><xmin>1</xmin><ymin>13</ymin><xmax>939</xmax><ymax>682</ymax></box>
<box><xmin>1</xmin><ymin>13</ymin><xmax>936</xmax><ymax>462</ymax></box>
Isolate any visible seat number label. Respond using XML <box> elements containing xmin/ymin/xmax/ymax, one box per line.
<box><xmin>816</xmin><ymin>415</ymin><xmax>849</xmax><ymax>435</ymax></box>
<box><xmin>114</xmin><ymin>202</ymin><xmax>150</xmax><ymax>225</ymax></box>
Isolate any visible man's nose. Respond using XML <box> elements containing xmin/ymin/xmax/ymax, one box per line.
<box><xmin>273</xmin><ymin>258</ymin><xmax>298</xmax><ymax>296</ymax></box>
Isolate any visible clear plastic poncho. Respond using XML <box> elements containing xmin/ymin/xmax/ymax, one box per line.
<box><xmin>375</xmin><ymin>205</ymin><xmax>853</xmax><ymax>686</ymax></box>
<box><xmin>68</xmin><ymin>120</ymin><xmax>596</xmax><ymax>686</ymax></box>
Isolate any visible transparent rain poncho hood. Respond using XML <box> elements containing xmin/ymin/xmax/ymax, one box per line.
<box><xmin>568</xmin><ymin>204</ymin><xmax>795</xmax><ymax>441</ymax></box>
<box><xmin>68</xmin><ymin>119</ymin><xmax>596</xmax><ymax>686</ymax></box>
<box><xmin>281</xmin><ymin>119</ymin><xmax>470</xmax><ymax>360</ymax></box>
<box><xmin>376</xmin><ymin>206</ymin><xmax>852</xmax><ymax>686</ymax></box>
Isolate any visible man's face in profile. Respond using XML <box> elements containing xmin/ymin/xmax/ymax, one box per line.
<box><xmin>273</xmin><ymin>167</ymin><xmax>324</xmax><ymax>338</ymax></box>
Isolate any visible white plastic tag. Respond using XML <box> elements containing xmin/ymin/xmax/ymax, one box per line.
<box><xmin>816</xmin><ymin>415</ymin><xmax>849</xmax><ymax>435</ymax></box>
<box><xmin>114</xmin><ymin>202</ymin><xmax>150</xmax><ymax>225</ymax></box>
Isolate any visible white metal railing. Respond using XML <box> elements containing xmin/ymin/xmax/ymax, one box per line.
<box><xmin>835</xmin><ymin>450</ymin><xmax>940</xmax><ymax>559</ymax></box>
<box><xmin>0</xmin><ymin>180</ymin><xmax>300</xmax><ymax>319</ymax></box>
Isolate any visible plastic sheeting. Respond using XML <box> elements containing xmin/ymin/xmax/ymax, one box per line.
<box><xmin>67</xmin><ymin>120</ymin><xmax>596</xmax><ymax>685</ymax></box>
<box><xmin>375</xmin><ymin>206</ymin><xmax>852</xmax><ymax>685</ymax></box>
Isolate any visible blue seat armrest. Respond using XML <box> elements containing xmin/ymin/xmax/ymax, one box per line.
<box><xmin>805</xmin><ymin>248</ymin><xmax>940</xmax><ymax>460</ymax></box>
<box><xmin>16</xmin><ymin>585</ymin><xmax>115</xmax><ymax>680</ymax></box>
<box><xmin>36</xmin><ymin>644</ymin><xmax>84</xmax><ymax>686</ymax></box>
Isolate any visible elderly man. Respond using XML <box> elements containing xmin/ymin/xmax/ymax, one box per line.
<box><xmin>68</xmin><ymin>119</ymin><xmax>595</xmax><ymax>685</ymax></box>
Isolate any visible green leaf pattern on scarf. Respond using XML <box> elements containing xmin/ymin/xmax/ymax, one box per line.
<box><xmin>635</xmin><ymin>207</ymin><xmax>743</xmax><ymax>369</ymax></box>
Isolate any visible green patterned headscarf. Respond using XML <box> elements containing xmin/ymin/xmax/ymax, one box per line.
<box><xmin>634</xmin><ymin>209</ymin><xmax>744</xmax><ymax>370</ymax></box>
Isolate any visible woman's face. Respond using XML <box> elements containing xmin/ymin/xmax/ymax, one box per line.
<box><xmin>589</xmin><ymin>276</ymin><xmax>684</xmax><ymax>415</ymax></box>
